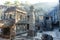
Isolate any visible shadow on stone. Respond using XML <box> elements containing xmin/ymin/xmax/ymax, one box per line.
<box><xmin>41</xmin><ymin>34</ymin><xmax>53</xmax><ymax>40</ymax></box>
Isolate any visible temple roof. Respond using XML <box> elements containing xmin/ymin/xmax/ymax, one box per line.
<box><xmin>4</xmin><ymin>6</ymin><xmax>27</xmax><ymax>13</ymax></box>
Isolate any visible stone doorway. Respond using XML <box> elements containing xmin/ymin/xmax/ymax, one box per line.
<box><xmin>27</xmin><ymin>24</ymin><xmax>29</xmax><ymax>30</ymax></box>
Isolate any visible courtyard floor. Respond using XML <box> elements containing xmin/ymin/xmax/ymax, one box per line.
<box><xmin>15</xmin><ymin>28</ymin><xmax>60</xmax><ymax>40</ymax></box>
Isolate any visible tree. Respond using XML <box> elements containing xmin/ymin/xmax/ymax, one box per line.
<box><xmin>4</xmin><ymin>1</ymin><xmax>11</xmax><ymax>6</ymax></box>
<box><xmin>14</xmin><ymin>0</ymin><xmax>20</xmax><ymax>6</ymax></box>
<box><xmin>4</xmin><ymin>0</ymin><xmax>20</xmax><ymax>7</ymax></box>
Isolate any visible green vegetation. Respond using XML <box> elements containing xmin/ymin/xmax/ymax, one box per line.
<box><xmin>4</xmin><ymin>0</ymin><xmax>20</xmax><ymax>6</ymax></box>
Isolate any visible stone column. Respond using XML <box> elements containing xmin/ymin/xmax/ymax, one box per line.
<box><xmin>27</xmin><ymin>6</ymin><xmax>36</xmax><ymax>37</ymax></box>
<box><xmin>29</xmin><ymin>12</ymin><xmax>35</xmax><ymax>30</ymax></box>
<box><xmin>28</xmin><ymin>6</ymin><xmax>35</xmax><ymax>30</ymax></box>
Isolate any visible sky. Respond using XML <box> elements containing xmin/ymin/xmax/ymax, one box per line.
<box><xmin>0</xmin><ymin>0</ymin><xmax>59</xmax><ymax>5</ymax></box>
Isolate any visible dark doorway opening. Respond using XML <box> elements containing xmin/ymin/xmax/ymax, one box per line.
<box><xmin>27</xmin><ymin>24</ymin><xmax>29</xmax><ymax>30</ymax></box>
<box><xmin>2</xmin><ymin>27</ymin><xmax>10</xmax><ymax>35</ymax></box>
<box><xmin>46</xmin><ymin>17</ymin><xmax>49</xmax><ymax>20</ymax></box>
<box><xmin>37</xmin><ymin>26</ymin><xmax>40</xmax><ymax>30</ymax></box>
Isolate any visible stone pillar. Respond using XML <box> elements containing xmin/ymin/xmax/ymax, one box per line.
<box><xmin>28</xmin><ymin>6</ymin><xmax>35</xmax><ymax>31</ymax></box>
<box><xmin>27</xmin><ymin>6</ymin><xmax>36</xmax><ymax>37</ymax></box>
<box><xmin>29</xmin><ymin>12</ymin><xmax>35</xmax><ymax>30</ymax></box>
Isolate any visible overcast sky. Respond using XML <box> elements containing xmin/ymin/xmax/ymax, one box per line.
<box><xmin>0</xmin><ymin>0</ymin><xmax>59</xmax><ymax>5</ymax></box>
